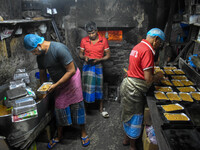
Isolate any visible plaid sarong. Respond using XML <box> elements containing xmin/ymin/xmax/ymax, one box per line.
<box><xmin>82</xmin><ymin>63</ymin><xmax>103</xmax><ymax>103</ymax></box>
<box><xmin>55</xmin><ymin>101</ymin><xmax>86</xmax><ymax>126</ymax></box>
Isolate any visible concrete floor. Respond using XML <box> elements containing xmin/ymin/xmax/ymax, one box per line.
<box><xmin>36</xmin><ymin>100</ymin><xmax>143</xmax><ymax>150</ymax></box>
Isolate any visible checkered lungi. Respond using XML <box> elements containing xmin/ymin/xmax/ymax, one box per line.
<box><xmin>55</xmin><ymin>101</ymin><xmax>86</xmax><ymax>126</ymax></box>
<box><xmin>82</xmin><ymin>63</ymin><xmax>103</xmax><ymax>103</ymax></box>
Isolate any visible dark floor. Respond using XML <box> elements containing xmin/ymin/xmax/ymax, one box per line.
<box><xmin>36</xmin><ymin>100</ymin><xmax>143</xmax><ymax>150</ymax></box>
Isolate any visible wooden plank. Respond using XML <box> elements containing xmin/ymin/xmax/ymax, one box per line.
<box><xmin>0</xmin><ymin>19</ymin><xmax>51</xmax><ymax>25</ymax></box>
<box><xmin>0</xmin><ymin>40</ymin><xmax>8</xmax><ymax>61</ymax></box>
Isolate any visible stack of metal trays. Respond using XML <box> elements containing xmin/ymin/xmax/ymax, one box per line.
<box><xmin>5</xmin><ymin>87</ymin><xmax>27</xmax><ymax>107</ymax></box>
<box><xmin>12</xmin><ymin>97</ymin><xmax>36</xmax><ymax>116</ymax></box>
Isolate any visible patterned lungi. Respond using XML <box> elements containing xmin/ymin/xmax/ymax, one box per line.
<box><xmin>55</xmin><ymin>101</ymin><xmax>86</xmax><ymax>126</ymax></box>
<box><xmin>120</xmin><ymin>77</ymin><xmax>151</xmax><ymax>139</ymax></box>
<box><xmin>123</xmin><ymin>114</ymin><xmax>143</xmax><ymax>139</ymax></box>
<box><xmin>82</xmin><ymin>63</ymin><xmax>103</xmax><ymax>103</ymax></box>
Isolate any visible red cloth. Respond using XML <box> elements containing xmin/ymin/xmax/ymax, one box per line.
<box><xmin>127</xmin><ymin>39</ymin><xmax>155</xmax><ymax>80</ymax></box>
<box><xmin>80</xmin><ymin>34</ymin><xmax>109</xmax><ymax>59</ymax></box>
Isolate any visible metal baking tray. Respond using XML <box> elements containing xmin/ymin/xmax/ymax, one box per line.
<box><xmin>157</xmin><ymin>105</ymin><xmax>193</xmax><ymax>126</ymax></box>
<box><xmin>177</xmin><ymin>86</ymin><xmax>196</xmax><ymax>92</ymax></box>
<box><xmin>161</xmin><ymin>103</ymin><xmax>184</xmax><ymax>112</ymax></box>
<box><xmin>179</xmin><ymin>92</ymin><xmax>194</xmax><ymax>102</ymax></box>
<box><xmin>190</xmin><ymin>92</ymin><xmax>200</xmax><ymax>101</ymax></box>
<box><xmin>163</xmin><ymin>66</ymin><xmax>177</xmax><ymax>70</ymax></box>
<box><xmin>166</xmin><ymin>92</ymin><xmax>182</xmax><ymax>101</ymax></box>
<box><xmin>37</xmin><ymin>82</ymin><xmax>53</xmax><ymax>94</ymax></box>
<box><xmin>6</xmin><ymin>87</ymin><xmax>27</xmax><ymax>100</ymax></box>
<box><xmin>180</xmin><ymin>80</ymin><xmax>194</xmax><ymax>86</ymax></box>
<box><xmin>160</xmin><ymin>79</ymin><xmax>173</xmax><ymax>86</ymax></box>
<box><xmin>171</xmin><ymin>75</ymin><xmax>188</xmax><ymax>80</ymax></box>
<box><xmin>173</xmin><ymin>69</ymin><xmax>185</xmax><ymax>75</ymax></box>
<box><xmin>13</xmin><ymin>96</ymin><xmax>35</xmax><ymax>107</ymax></box>
<box><xmin>12</xmin><ymin>103</ymin><xmax>36</xmax><ymax>115</ymax></box>
<box><xmin>154</xmin><ymin>86</ymin><xmax>173</xmax><ymax>92</ymax></box>
<box><xmin>9</xmin><ymin>80</ymin><xmax>26</xmax><ymax>90</ymax></box>
<box><xmin>154</xmin><ymin>68</ymin><xmax>165</xmax><ymax>74</ymax></box>
<box><xmin>13</xmin><ymin>73</ymin><xmax>29</xmax><ymax>80</ymax></box>
<box><xmin>164</xmin><ymin>113</ymin><xmax>190</xmax><ymax>121</ymax></box>
<box><xmin>171</xmin><ymin>79</ymin><xmax>184</xmax><ymax>87</ymax></box>
<box><xmin>154</xmin><ymin>66</ymin><xmax>160</xmax><ymax>69</ymax></box>
<box><xmin>154</xmin><ymin>91</ymin><xmax>169</xmax><ymax>100</ymax></box>
<box><xmin>159</xmin><ymin>111</ymin><xmax>193</xmax><ymax>127</ymax></box>
<box><xmin>164</xmin><ymin>69</ymin><xmax>175</xmax><ymax>75</ymax></box>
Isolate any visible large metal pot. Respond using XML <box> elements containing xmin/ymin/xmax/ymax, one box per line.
<box><xmin>0</xmin><ymin>93</ymin><xmax>54</xmax><ymax>148</ymax></box>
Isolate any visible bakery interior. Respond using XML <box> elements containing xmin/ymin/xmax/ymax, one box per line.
<box><xmin>1</xmin><ymin>0</ymin><xmax>200</xmax><ymax>150</ymax></box>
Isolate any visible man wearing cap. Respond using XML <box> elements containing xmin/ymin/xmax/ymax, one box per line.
<box><xmin>120</xmin><ymin>28</ymin><xmax>165</xmax><ymax>150</ymax></box>
<box><xmin>79</xmin><ymin>21</ymin><xmax>110</xmax><ymax>118</ymax></box>
<box><xmin>24</xmin><ymin>34</ymin><xmax>90</xmax><ymax>149</ymax></box>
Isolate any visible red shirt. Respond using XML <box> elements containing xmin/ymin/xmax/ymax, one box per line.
<box><xmin>127</xmin><ymin>39</ymin><xmax>155</xmax><ymax>80</ymax></box>
<box><xmin>80</xmin><ymin>34</ymin><xmax>109</xmax><ymax>59</ymax></box>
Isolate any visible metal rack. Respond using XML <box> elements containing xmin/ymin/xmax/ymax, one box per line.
<box><xmin>179</xmin><ymin>57</ymin><xmax>200</xmax><ymax>89</ymax></box>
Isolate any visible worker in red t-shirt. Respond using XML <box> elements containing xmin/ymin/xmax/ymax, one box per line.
<box><xmin>120</xmin><ymin>28</ymin><xmax>165</xmax><ymax>150</ymax></box>
<box><xmin>79</xmin><ymin>21</ymin><xmax>110</xmax><ymax>118</ymax></box>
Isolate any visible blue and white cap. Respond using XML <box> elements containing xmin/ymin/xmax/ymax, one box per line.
<box><xmin>24</xmin><ymin>34</ymin><xmax>44</xmax><ymax>51</ymax></box>
<box><xmin>147</xmin><ymin>28</ymin><xmax>165</xmax><ymax>41</ymax></box>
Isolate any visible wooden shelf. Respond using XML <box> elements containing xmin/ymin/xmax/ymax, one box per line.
<box><xmin>0</xmin><ymin>19</ymin><xmax>51</xmax><ymax>25</ymax></box>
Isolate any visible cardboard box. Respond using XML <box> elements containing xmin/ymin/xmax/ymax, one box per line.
<box><xmin>142</xmin><ymin>126</ymin><xmax>158</xmax><ymax>150</ymax></box>
<box><xmin>143</xmin><ymin>107</ymin><xmax>152</xmax><ymax>125</ymax></box>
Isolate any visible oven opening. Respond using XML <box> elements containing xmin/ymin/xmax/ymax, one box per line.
<box><xmin>98</xmin><ymin>30</ymin><xmax>123</xmax><ymax>41</ymax></box>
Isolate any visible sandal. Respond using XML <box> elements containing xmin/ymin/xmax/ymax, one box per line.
<box><xmin>123</xmin><ymin>142</ymin><xmax>130</xmax><ymax>146</ymax></box>
<box><xmin>101</xmin><ymin>111</ymin><xmax>109</xmax><ymax>118</ymax></box>
<box><xmin>81</xmin><ymin>135</ymin><xmax>90</xmax><ymax>147</ymax></box>
<box><xmin>47</xmin><ymin>138</ymin><xmax>59</xmax><ymax>149</ymax></box>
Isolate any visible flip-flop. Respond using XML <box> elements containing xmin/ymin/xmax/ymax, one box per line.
<box><xmin>123</xmin><ymin>142</ymin><xmax>130</xmax><ymax>146</ymax></box>
<box><xmin>81</xmin><ymin>135</ymin><xmax>90</xmax><ymax>147</ymax></box>
<box><xmin>47</xmin><ymin>138</ymin><xmax>59</xmax><ymax>149</ymax></box>
<box><xmin>101</xmin><ymin>111</ymin><xmax>109</xmax><ymax>118</ymax></box>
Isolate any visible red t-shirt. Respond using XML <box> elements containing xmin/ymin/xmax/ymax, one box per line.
<box><xmin>127</xmin><ymin>39</ymin><xmax>155</xmax><ymax>80</ymax></box>
<box><xmin>80</xmin><ymin>34</ymin><xmax>109</xmax><ymax>59</ymax></box>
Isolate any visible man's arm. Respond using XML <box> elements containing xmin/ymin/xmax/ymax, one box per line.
<box><xmin>102</xmin><ymin>49</ymin><xmax>111</xmax><ymax>61</ymax></box>
<box><xmin>144</xmin><ymin>69</ymin><xmax>164</xmax><ymax>85</ymax></box>
<box><xmin>48</xmin><ymin>61</ymin><xmax>76</xmax><ymax>93</ymax></box>
<box><xmin>79</xmin><ymin>48</ymin><xmax>89</xmax><ymax>62</ymax></box>
<box><xmin>93</xmin><ymin>49</ymin><xmax>111</xmax><ymax>64</ymax></box>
